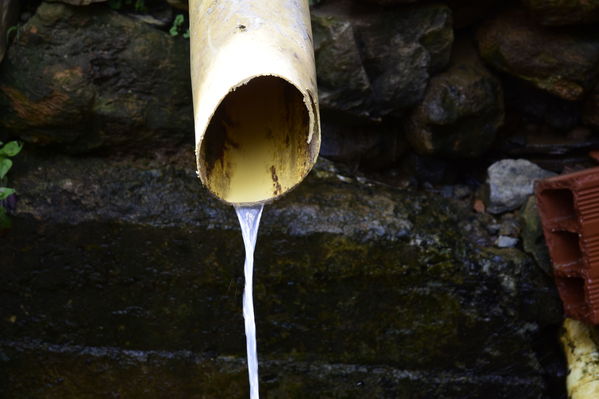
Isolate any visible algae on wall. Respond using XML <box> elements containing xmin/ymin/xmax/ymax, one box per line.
<box><xmin>0</xmin><ymin>151</ymin><xmax>564</xmax><ymax>398</ymax></box>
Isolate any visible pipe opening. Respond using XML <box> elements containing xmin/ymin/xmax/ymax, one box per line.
<box><xmin>200</xmin><ymin>76</ymin><xmax>316</xmax><ymax>204</ymax></box>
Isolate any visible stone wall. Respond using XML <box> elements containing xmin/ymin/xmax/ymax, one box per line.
<box><xmin>1</xmin><ymin>0</ymin><xmax>596</xmax><ymax>397</ymax></box>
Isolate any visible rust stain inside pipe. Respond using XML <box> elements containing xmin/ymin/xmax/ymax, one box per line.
<box><xmin>199</xmin><ymin>76</ymin><xmax>317</xmax><ymax>204</ymax></box>
<box><xmin>189</xmin><ymin>0</ymin><xmax>321</xmax><ymax>205</ymax></box>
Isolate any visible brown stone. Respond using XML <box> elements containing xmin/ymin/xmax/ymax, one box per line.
<box><xmin>405</xmin><ymin>38</ymin><xmax>504</xmax><ymax>158</ymax></box>
<box><xmin>0</xmin><ymin>2</ymin><xmax>192</xmax><ymax>153</ymax></box>
<box><xmin>522</xmin><ymin>0</ymin><xmax>599</xmax><ymax>26</ymax></box>
<box><xmin>473</xmin><ymin>199</ymin><xmax>486</xmax><ymax>213</ymax></box>
<box><xmin>477</xmin><ymin>8</ymin><xmax>599</xmax><ymax>101</ymax></box>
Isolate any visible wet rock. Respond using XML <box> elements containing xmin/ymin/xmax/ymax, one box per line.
<box><xmin>0</xmin><ymin>148</ymin><xmax>563</xmax><ymax>397</ymax></box>
<box><xmin>477</xmin><ymin>9</ymin><xmax>599</xmax><ymax>101</ymax></box>
<box><xmin>0</xmin><ymin>2</ymin><xmax>192</xmax><ymax>153</ymax></box>
<box><xmin>485</xmin><ymin>159</ymin><xmax>556</xmax><ymax>214</ymax></box>
<box><xmin>355</xmin><ymin>2</ymin><xmax>453</xmax><ymax>115</ymax></box>
<box><xmin>522</xmin><ymin>0</ymin><xmax>599</xmax><ymax>26</ymax></box>
<box><xmin>311</xmin><ymin>12</ymin><xmax>372</xmax><ymax>117</ymax></box>
<box><xmin>0</xmin><ymin>340</ymin><xmax>555</xmax><ymax>399</ymax></box>
<box><xmin>405</xmin><ymin>39</ymin><xmax>504</xmax><ymax>158</ymax></box>
<box><xmin>0</xmin><ymin>0</ymin><xmax>19</xmax><ymax>63</ymax></box>
<box><xmin>521</xmin><ymin>196</ymin><xmax>553</xmax><ymax>276</ymax></box>
<box><xmin>312</xmin><ymin>0</ymin><xmax>453</xmax><ymax>118</ymax></box>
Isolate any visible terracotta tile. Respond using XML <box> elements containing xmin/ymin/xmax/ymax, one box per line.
<box><xmin>535</xmin><ymin>167</ymin><xmax>599</xmax><ymax>324</ymax></box>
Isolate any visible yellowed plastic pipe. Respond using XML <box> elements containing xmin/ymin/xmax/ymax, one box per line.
<box><xmin>188</xmin><ymin>0</ymin><xmax>321</xmax><ymax>205</ymax></box>
<box><xmin>561</xmin><ymin>318</ymin><xmax>599</xmax><ymax>399</ymax></box>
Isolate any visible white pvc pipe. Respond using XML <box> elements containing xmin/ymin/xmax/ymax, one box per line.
<box><xmin>189</xmin><ymin>0</ymin><xmax>321</xmax><ymax>205</ymax></box>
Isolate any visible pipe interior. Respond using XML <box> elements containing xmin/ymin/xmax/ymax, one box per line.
<box><xmin>200</xmin><ymin>76</ymin><xmax>316</xmax><ymax>204</ymax></box>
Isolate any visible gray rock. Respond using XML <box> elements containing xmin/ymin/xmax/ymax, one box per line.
<box><xmin>0</xmin><ymin>2</ymin><xmax>192</xmax><ymax>153</ymax></box>
<box><xmin>405</xmin><ymin>39</ymin><xmax>504</xmax><ymax>158</ymax></box>
<box><xmin>0</xmin><ymin>149</ymin><xmax>563</xmax><ymax>397</ymax></box>
<box><xmin>354</xmin><ymin>2</ymin><xmax>453</xmax><ymax>115</ymax></box>
<box><xmin>310</xmin><ymin>0</ymin><xmax>454</xmax><ymax>166</ymax></box>
<box><xmin>485</xmin><ymin>159</ymin><xmax>556</xmax><ymax>214</ymax></box>
<box><xmin>496</xmin><ymin>235</ymin><xmax>519</xmax><ymax>248</ymax></box>
<box><xmin>311</xmin><ymin>12</ymin><xmax>373</xmax><ymax>117</ymax></box>
<box><xmin>312</xmin><ymin>0</ymin><xmax>453</xmax><ymax>118</ymax></box>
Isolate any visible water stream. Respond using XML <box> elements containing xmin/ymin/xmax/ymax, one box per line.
<box><xmin>235</xmin><ymin>204</ymin><xmax>265</xmax><ymax>399</ymax></box>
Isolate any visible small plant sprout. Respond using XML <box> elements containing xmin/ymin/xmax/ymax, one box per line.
<box><xmin>170</xmin><ymin>14</ymin><xmax>189</xmax><ymax>38</ymax></box>
<box><xmin>0</xmin><ymin>141</ymin><xmax>23</xmax><ymax>229</ymax></box>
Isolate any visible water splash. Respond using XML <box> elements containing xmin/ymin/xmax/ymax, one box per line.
<box><xmin>235</xmin><ymin>204</ymin><xmax>264</xmax><ymax>399</ymax></box>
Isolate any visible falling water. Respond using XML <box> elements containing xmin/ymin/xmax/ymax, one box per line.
<box><xmin>235</xmin><ymin>204</ymin><xmax>265</xmax><ymax>399</ymax></box>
